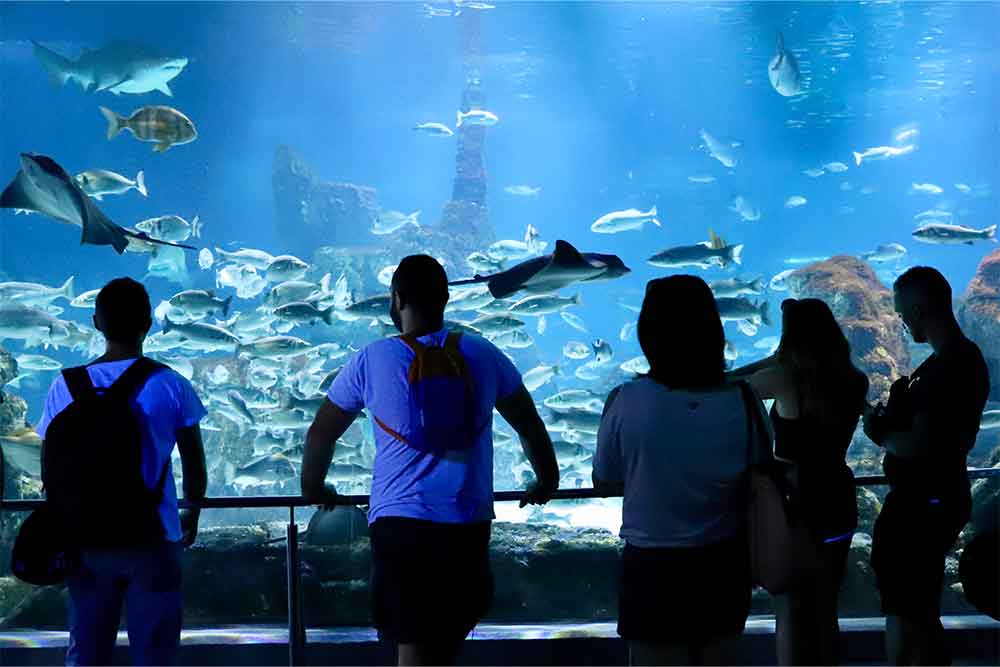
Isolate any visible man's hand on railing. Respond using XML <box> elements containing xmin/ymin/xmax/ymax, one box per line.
<box><xmin>519</xmin><ymin>479</ymin><xmax>558</xmax><ymax>508</ymax></box>
<box><xmin>180</xmin><ymin>508</ymin><xmax>200</xmax><ymax>548</ymax></box>
<box><xmin>306</xmin><ymin>483</ymin><xmax>342</xmax><ymax>511</ymax></box>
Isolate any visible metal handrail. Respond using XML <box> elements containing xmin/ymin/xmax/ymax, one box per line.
<box><xmin>1</xmin><ymin>466</ymin><xmax>997</xmax><ymax>667</ymax></box>
<box><xmin>2</xmin><ymin>467</ymin><xmax>999</xmax><ymax>512</ymax></box>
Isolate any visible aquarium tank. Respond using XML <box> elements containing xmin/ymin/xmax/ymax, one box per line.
<box><xmin>0</xmin><ymin>0</ymin><xmax>998</xmax><ymax>633</ymax></box>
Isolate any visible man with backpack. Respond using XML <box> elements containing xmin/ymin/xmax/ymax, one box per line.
<box><xmin>302</xmin><ymin>254</ymin><xmax>560</xmax><ymax>666</ymax></box>
<box><xmin>36</xmin><ymin>277</ymin><xmax>207</xmax><ymax>666</ymax></box>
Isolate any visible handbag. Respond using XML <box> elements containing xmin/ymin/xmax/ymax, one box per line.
<box><xmin>10</xmin><ymin>503</ymin><xmax>79</xmax><ymax>585</ymax></box>
<box><xmin>739</xmin><ymin>381</ymin><xmax>819</xmax><ymax>595</ymax></box>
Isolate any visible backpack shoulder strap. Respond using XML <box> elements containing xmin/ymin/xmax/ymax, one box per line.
<box><xmin>108</xmin><ymin>357</ymin><xmax>167</xmax><ymax>398</ymax></box>
<box><xmin>444</xmin><ymin>331</ymin><xmax>463</xmax><ymax>350</ymax></box>
<box><xmin>62</xmin><ymin>366</ymin><xmax>95</xmax><ymax>403</ymax></box>
<box><xmin>398</xmin><ymin>334</ymin><xmax>424</xmax><ymax>354</ymax></box>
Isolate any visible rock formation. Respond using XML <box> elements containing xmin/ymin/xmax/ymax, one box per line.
<box><xmin>958</xmin><ymin>248</ymin><xmax>1000</xmax><ymax>398</ymax></box>
<box><xmin>789</xmin><ymin>256</ymin><xmax>910</xmax><ymax>402</ymax></box>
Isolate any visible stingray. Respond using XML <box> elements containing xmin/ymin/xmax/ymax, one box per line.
<box><xmin>0</xmin><ymin>153</ymin><xmax>193</xmax><ymax>254</ymax></box>
<box><xmin>449</xmin><ymin>239</ymin><xmax>631</xmax><ymax>299</ymax></box>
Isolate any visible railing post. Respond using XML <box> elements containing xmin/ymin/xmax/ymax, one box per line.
<box><xmin>287</xmin><ymin>505</ymin><xmax>306</xmax><ymax>666</ymax></box>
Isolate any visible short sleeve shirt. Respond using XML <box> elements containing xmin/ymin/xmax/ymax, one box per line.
<box><xmin>594</xmin><ymin>378</ymin><xmax>772</xmax><ymax>548</ymax></box>
<box><xmin>37</xmin><ymin>358</ymin><xmax>207</xmax><ymax>542</ymax></box>
<box><xmin>327</xmin><ymin>329</ymin><xmax>522</xmax><ymax>525</ymax></box>
<box><xmin>884</xmin><ymin>337</ymin><xmax>989</xmax><ymax>498</ymax></box>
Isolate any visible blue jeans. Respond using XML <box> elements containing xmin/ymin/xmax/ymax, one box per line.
<box><xmin>66</xmin><ymin>541</ymin><xmax>183</xmax><ymax>666</ymax></box>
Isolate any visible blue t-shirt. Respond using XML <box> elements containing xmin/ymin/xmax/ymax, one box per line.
<box><xmin>327</xmin><ymin>329</ymin><xmax>523</xmax><ymax>525</ymax></box>
<box><xmin>36</xmin><ymin>358</ymin><xmax>208</xmax><ymax>543</ymax></box>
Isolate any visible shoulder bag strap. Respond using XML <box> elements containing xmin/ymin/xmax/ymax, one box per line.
<box><xmin>62</xmin><ymin>366</ymin><xmax>95</xmax><ymax>403</ymax></box>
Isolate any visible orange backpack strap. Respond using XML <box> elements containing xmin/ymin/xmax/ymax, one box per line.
<box><xmin>373</xmin><ymin>413</ymin><xmax>409</xmax><ymax>444</ymax></box>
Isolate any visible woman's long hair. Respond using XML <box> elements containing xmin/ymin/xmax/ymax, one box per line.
<box><xmin>638</xmin><ymin>275</ymin><xmax>725</xmax><ymax>389</ymax></box>
<box><xmin>775</xmin><ymin>298</ymin><xmax>866</xmax><ymax>422</ymax></box>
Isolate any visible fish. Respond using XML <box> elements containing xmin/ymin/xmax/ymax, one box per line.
<box><xmin>648</xmin><ymin>230</ymin><xmax>743</xmax><ymax>270</ymax></box>
<box><xmin>784</xmin><ymin>195</ymin><xmax>808</xmax><ymax>208</ymax></box>
<box><xmin>217</xmin><ymin>264</ymin><xmax>267</xmax><ymax>299</ymax></box>
<box><xmin>700</xmin><ymin>128</ymin><xmax>740</xmax><ymax>168</ymax></box>
<box><xmin>563</xmin><ymin>341</ymin><xmax>591</xmax><ymax>360</ymax></box>
<box><xmin>161</xmin><ymin>318</ymin><xmax>241</xmax><ymax>352</ymax></box>
<box><xmin>980</xmin><ymin>410</ymin><xmax>1000</xmax><ymax>430</ymax></box>
<box><xmin>227</xmin><ymin>390</ymin><xmax>256</xmax><ymax>425</ymax></box>
<box><xmin>716</xmin><ymin>297</ymin><xmax>771</xmax><ymax>327</ymax></box>
<box><xmin>215</xmin><ymin>247</ymin><xmax>275</xmax><ymax>270</ymax></box>
<box><xmin>737</xmin><ymin>320</ymin><xmax>759</xmax><ymax>337</ymax></box>
<box><xmin>768</xmin><ymin>31</ymin><xmax>803</xmax><ymax>97</ymax></box>
<box><xmin>823</xmin><ymin>162</ymin><xmax>849</xmax><ymax>173</ymax></box>
<box><xmin>32</xmin><ymin>41</ymin><xmax>187</xmax><ymax>96</ymax></box>
<box><xmin>15</xmin><ymin>353</ymin><xmax>62</xmax><ymax>371</ymax></box>
<box><xmin>724</xmin><ymin>340</ymin><xmax>738</xmax><ymax>362</ymax></box>
<box><xmin>342</xmin><ymin>294</ymin><xmax>391</xmax><ymax>320</ymax></box>
<box><xmin>266</xmin><ymin>255</ymin><xmax>309</xmax><ymax>283</ymax></box>
<box><xmin>895</xmin><ymin>128</ymin><xmax>919</xmax><ymax>144</ymax></box>
<box><xmin>491</xmin><ymin>329</ymin><xmax>534</xmax><ymax>350</ymax></box>
<box><xmin>803</xmin><ymin>168</ymin><xmax>825</xmax><ymax>178</ymax></box>
<box><xmin>508</xmin><ymin>293</ymin><xmax>581</xmax><ymax>317</ymax></box>
<box><xmin>754</xmin><ymin>336</ymin><xmax>780</xmax><ymax>354</ymax></box>
<box><xmin>783</xmin><ymin>255</ymin><xmax>828</xmax><ymax>266</ymax></box>
<box><xmin>914</xmin><ymin>209</ymin><xmax>953</xmax><ymax>222</ymax></box>
<box><xmin>523</xmin><ymin>364</ymin><xmax>559</xmax><ymax>392</ymax></box>
<box><xmin>0</xmin><ymin>303</ymin><xmax>71</xmax><ymax>346</ymax></box>
<box><xmin>687</xmin><ymin>175</ymin><xmax>716</xmax><ymax>184</ymax></box>
<box><xmin>486</xmin><ymin>224</ymin><xmax>546</xmax><ymax>262</ymax></box>
<box><xmin>456</xmin><ymin>109</ymin><xmax>499</xmax><ymax>127</ymax></box>
<box><xmin>536</xmin><ymin>316</ymin><xmax>547</xmax><ymax>336</ymax></box>
<box><xmin>912</xmin><ymin>223</ymin><xmax>997</xmax><ymax>245</ymax></box>
<box><xmin>545</xmin><ymin>410</ymin><xmax>601</xmax><ymax>435</ymax></box>
<box><xmin>146</xmin><ymin>244</ymin><xmax>190</xmax><ymax>287</ymax></box>
<box><xmin>471</xmin><ymin>315</ymin><xmax>525</xmax><ymax>336</ymax></box>
<box><xmin>730</xmin><ymin>194</ymin><xmax>761</xmax><ymax>222</ymax></box>
<box><xmin>619</xmin><ymin>320</ymin><xmax>637</xmax><ymax>342</ymax></box>
<box><xmin>169</xmin><ymin>290</ymin><xmax>232</xmax><ymax>319</ymax></box>
<box><xmin>0</xmin><ymin>276</ymin><xmax>75</xmax><ymax>306</ymax></box>
<box><xmin>233</xmin><ymin>454</ymin><xmax>297</xmax><ymax>486</ymax></box>
<box><xmin>592</xmin><ymin>339</ymin><xmax>613</xmax><ymax>364</ymax></box>
<box><xmin>372</xmin><ymin>209</ymin><xmax>420</xmax><ymax>236</ymax></box>
<box><xmin>709</xmin><ymin>277</ymin><xmax>765</xmax><ymax>298</ymax></box>
<box><xmin>0</xmin><ymin>153</ymin><xmax>189</xmax><ymax>254</ymax></box>
<box><xmin>100</xmin><ymin>105</ymin><xmax>197</xmax><ymax>152</ymax></box>
<box><xmin>449</xmin><ymin>240</ymin><xmax>630</xmax><ymax>300</ymax></box>
<box><xmin>136</xmin><ymin>214</ymin><xmax>202</xmax><ymax>242</ymax></box>
<box><xmin>910</xmin><ymin>182</ymin><xmax>944</xmax><ymax>195</ymax></box>
<box><xmin>446</xmin><ymin>286</ymin><xmax>495</xmax><ymax>313</ymax></box>
<box><xmin>504</xmin><ymin>185</ymin><xmax>542</xmax><ymax>197</ymax></box>
<box><xmin>377</xmin><ymin>265</ymin><xmax>398</xmax><ymax>287</ymax></box>
<box><xmin>265</xmin><ymin>279</ymin><xmax>327</xmax><ymax>309</ymax></box>
<box><xmin>466</xmin><ymin>252</ymin><xmax>505</xmax><ymax>274</ymax></box>
<box><xmin>274</xmin><ymin>301</ymin><xmax>334</xmax><ymax>326</ymax></box>
<box><xmin>75</xmin><ymin>169</ymin><xmax>147</xmax><ymax>200</ymax></box>
<box><xmin>543</xmin><ymin>389</ymin><xmax>603</xmax><ymax>414</ymax></box>
<box><xmin>413</xmin><ymin>122</ymin><xmax>454</xmax><ymax>137</ymax></box>
<box><xmin>560</xmin><ymin>311</ymin><xmax>588</xmax><ymax>333</ymax></box>
<box><xmin>862</xmin><ymin>243</ymin><xmax>907</xmax><ymax>263</ymax></box>
<box><xmin>590</xmin><ymin>206</ymin><xmax>660</xmax><ymax>234</ymax></box>
<box><xmin>619</xmin><ymin>355</ymin><xmax>650</xmax><ymax>375</ymax></box>
<box><xmin>955</xmin><ymin>183</ymin><xmax>972</xmax><ymax>194</ymax></box>
<box><xmin>198</xmin><ymin>248</ymin><xmax>214</xmax><ymax>270</ymax></box>
<box><xmin>852</xmin><ymin>144</ymin><xmax>915</xmax><ymax>166</ymax></box>
<box><xmin>70</xmin><ymin>288</ymin><xmax>101</xmax><ymax>309</ymax></box>
<box><xmin>238</xmin><ymin>335</ymin><xmax>313</xmax><ymax>359</ymax></box>
<box><xmin>0</xmin><ymin>428</ymin><xmax>43</xmax><ymax>477</ymax></box>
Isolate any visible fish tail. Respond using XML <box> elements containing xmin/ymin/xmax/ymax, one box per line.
<box><xmin>777</xmin><ymin>30</ymin><xmax>784</xmax><ymax>52</ymax></box>
<box><xmin>32</xmin><ymin>41</ymin><xmax>74</xmax><ymax>87</ymax></box>
<box><xmin>853</xmin><ymin>151</ymin><xmax>863</xmax><ymax>167</ymax></box>
<box><xmin>573</xmin><ymin>292</ymin><xmax>582</xmax><ymax>307</ymax></box>
<box><xmin>192</xmin><ymin>215</ymin><xmax>202</xmax><ymax>238</ymax></box>
<box><xmin>456</xmin><ymin>110</ymin><xmax>464</xmax><ymax>127</ymax></box>
<box><xmin>135</xmin><ymin>170</ymin><xmax>147</xmax><ymax>197</ymax></box>
<box><xmin>60</xmin><ymin>275</ymin><xmax>76</xmax><ymax>302</ymax></box>
<box><xmin>99</xmin><ymin>106</ymin><xmax>124</xmax><ymax>141</ymax></box>
<box><xmin>984</xmin><ymin>224</ymin><xmax>998</xmax><ymax>241</ymax></box>
<box><xmin>730</xmin><ymin>244</ymin><xmax>744</xmax><ymax>266</ymax></box>
<box><xmin>322</xmin><ymin>307</ymin><xmax>334</xmax><ymax>326</ymax></box>
<box><xmin>751</xmin><ymin>278</ymin><xmax>764</xmax><ymax>292</ymax></box>
<box><xmin>222</xmin><ymin>295</ymin><xmax>233</xmax><ymax>318</ymax></box>
<box><xmin>410</xmin><ymin>210</ymin><xmax>421</xmax><ymax>227</ymax></box>
<box><xmin>320</xmin><ymin>272</ymin><xmax>332</xmax><ymax>294</ymax></box>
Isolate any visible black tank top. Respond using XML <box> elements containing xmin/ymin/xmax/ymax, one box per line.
<box><xmin>770</xmin><ymin>406</ymin><xmax>858</xmax><ymax>544</ymax></box>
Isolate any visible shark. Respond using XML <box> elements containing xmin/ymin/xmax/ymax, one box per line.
<box><xmin>32</xmin><ymin>41</ymin><xmax>187</xmax><ymax>96</ymax></box>
<box><xmin>0</xmin><ymin>153</ymin><xmax>193</xmax><ymax>254</ymax></box>
<box><xmin>449</xmin><ymin>240</ymin><xmax>631</xmax><ymax>300</ymax></box>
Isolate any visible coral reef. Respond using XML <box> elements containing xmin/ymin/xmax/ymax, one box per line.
<box><xmin>958</xmin><ymin>248</ymin><xmax>1000</xmax><ymax>398</ymax></box>
<box><xmin>789</xmin><ymin>256</ymin><xmax>910</xmax><ymax>402</ymax></box>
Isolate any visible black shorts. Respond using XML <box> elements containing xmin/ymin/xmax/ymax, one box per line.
<box><xmin>871</xmin><ymin>491</ymin><xmax>970</xmax><ymax>619</ymax></box>
<box><xmin>617</xmin><ymin>533</ymin><xmax>751</xmax><ymax>643</ymax></box>
<box><xmin>370</xmin><ymin>517</ymin><xmax>493</xmax><ymax>644</ymax></box>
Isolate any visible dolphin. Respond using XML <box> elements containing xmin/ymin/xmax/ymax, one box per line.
<box><xmin>32</xmin><ymin>41</ymin><xmax>187</xmax><ymax>96</ymax></box>
<box><xmin>449</xmin><ymin>240</ymin><xmax>631</xmax><ymax>299</ymax></box>
<box><xmin>768</xmin><ymin>31</ymin><xmax>802</xmax><ymax>97</ymax></box>
<box><xmin>0</xmin><ymin>153</ymin><xmax>193</xmax><ymax>254</ymax></box>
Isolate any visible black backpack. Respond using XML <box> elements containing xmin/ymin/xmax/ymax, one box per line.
<box><xmin>42</xmin><ymin>357</ymin><xmax>169</xmax><ymax>547</ymax></box>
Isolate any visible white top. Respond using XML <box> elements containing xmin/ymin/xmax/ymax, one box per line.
<box><xmin>594</xmin><ymin>377</ymin><xmax>772</xmax><ymax>548</ymax></box>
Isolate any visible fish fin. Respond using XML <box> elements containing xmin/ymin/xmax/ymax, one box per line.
<box><xmin>573</xmin><ymin>292</ymin><xmax>582</xmax><ymax>307</ymax></box>
<box><xmin>322</xmin><ymin>307</ymin><xmax>334</xmax><ymax>326</ymax></box>
<box><xmin>410</xmin><ymin>210</ymin><xmax>421</xmax><ymax>227</ymax></box>
<box><xmin>157</xmin><ymin>82</ymin><xmax>173</xmax><ymax>97</ymax></box>
<box><xmin>192</xmin><ymin>215</ymin><xmax>202</xmax><ymax>238</ymax></box>
<box><xmin>984</xmin><ymin>224</ymin><xmax>997</xmax><ymax>239</ymax></box>
<box><xmin>708</xmin><ymin>229</ymin><xmax>724</xmax><ymax>250</ymax></box>
<box><xmin>760</xmin><ymin>301</ymin><xmax>772</xmax><ymax>327</ymax></box>
<box><xmin>122</xmin><ymin>228</ymin><xmax>195</xmax><ymax>251</ymax></box>
<box><xmin>320</xmin><ymin>272</ymin><xmax>332</xmax><ymax>294</ymax></box>
<box><xmin>752</xmin><ymin>278</ymin><xmax>764</xmax><ymax>292</ymax></box>
<box><xmin>853</xmin><ymin>151</ymin><xmax>863</xmax><ymax>166</ymax></box>
<box><xmin>222</xmin><ymin>295</ymin><xmax>233</xmax><ymax>318</ymax></box>
<box><xmin>31</xmin><ymin>41</ymin><xmax>73</xmax><ymax>87</ymax></box>
<box><xmin>154</xmin><ymin>142</ymin><xmax>171</xmax><ymax>153</ymax></box>
<box><xmin>60</xmin><ymin>275</ymin><xmax>75</xmax><ymax>302</ymax></box>
<box><xmin>98</xmin><ymin>76</ymin><xmax>130</xmax><ymax>93</ymax></box>
<box><xmin>135</xmin><ymin>170</ymin><xmax>147</xmax><ymax>197</ymax></box>
<box><xmin>0</xmin><ymin>173</ymin><xmax>36</xmax><ymax>211</ymax></box>
<box><xmin>551</xmin><ymin>240</ymin><xmax>587</xmax><ymax>267</ymax></box>
<box><xmin>651</xmin><ymin>218</ymin><xmax>661</xmax><ymax>227</ymax></box>
<box><xmin>79</xmin><ymin>195</ymin><xmax>129</xmax><ymax>253</ymax></box>
<box><xmin>777</xmin><ymin>30</ymin><xmax>785</xmax><ymax>52</ymax></box>
<box><xmin>456</xmin><ymin>110</ymin><xmax>464</xmax><ymax>127</ymax></box>
<box><xmin>99</xmin><ymin>106</ymin><xmax>124</xmax><ymax>141</ymax></box>
<box><xmin>93</xmin><ymin>194</ymin><xmax>103</xmax><ymax>201</ymax></box>
<box><xmin>648</xmin><ymin>205</ymin><xmax>657</xmax><ymax>217</ymax></box>
<box><xmin>730</xmin><ymin>244</ymin><xmax>744</xmax><ymax>266</ymax></box>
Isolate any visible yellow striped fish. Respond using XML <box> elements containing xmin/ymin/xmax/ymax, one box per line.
<box><xmin>99</xmin><ymin>105</ymin><xmax>197</xmax><ymax>152</ymax></box>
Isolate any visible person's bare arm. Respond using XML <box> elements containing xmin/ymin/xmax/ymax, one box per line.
<box><xmin>728</xmin><ymin>354</ymin><xmax>778</xmax><ymax>380</ymax></box>
<box><xmin>302</xmin><ymin>399</ymin><xmax>358</xmax><ymax>503</ymax></box>
<box><xmin>496</xmin><ymin>385</ymin><xmax>559</xmax><ymax>506</ymax></box>
<box><xmin>176</xmin><ymin>425</ymin><xmax>207</xmax><ymax>547</ymax></box>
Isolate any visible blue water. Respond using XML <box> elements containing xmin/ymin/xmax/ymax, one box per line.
<box><xmin>0</xmin><ymin>2</ymin><xmax>998</xmax><ymax>478</ymax></box>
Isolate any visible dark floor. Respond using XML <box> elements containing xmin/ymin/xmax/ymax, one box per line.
<box><xmin>1</xmin><ymin>616</ymin><xmax>998</xmax><ymax>665</ymax></box>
